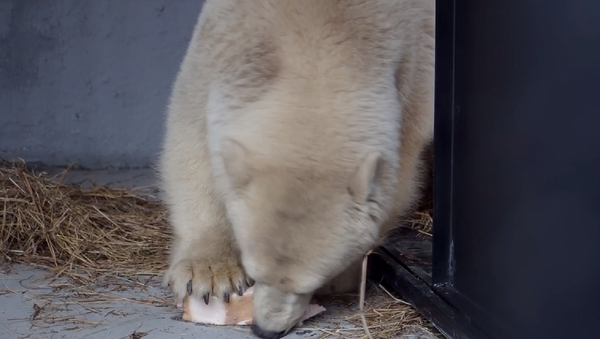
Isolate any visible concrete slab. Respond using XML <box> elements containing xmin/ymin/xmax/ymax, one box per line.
<box><xmin>0</xmin><ymin>169</ymin><xmax>438</xmax><ymax>339</ymax></box>
<box><xmin>0</xmin><ymin>264</ymin><xmax>321</xmax><ymax>339</ymax></box>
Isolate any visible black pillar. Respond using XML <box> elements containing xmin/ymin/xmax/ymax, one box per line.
<box><xmin>434</xmin><ymin>0</ymin><xmax>600</xmax><ymax>338</ymax></box>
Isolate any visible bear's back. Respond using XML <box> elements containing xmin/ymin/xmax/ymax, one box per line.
<box><xmin>190</xmin><ymin>0</ymin><xmax>434</xmax><ymax>173</ymax></box>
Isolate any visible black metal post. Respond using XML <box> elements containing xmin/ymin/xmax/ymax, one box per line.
<box><xmin>373</xmin><ymin>1</ymin><xmax>600</xmax><ymax>338</ymax></box>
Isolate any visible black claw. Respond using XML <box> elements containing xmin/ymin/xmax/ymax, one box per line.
<box><xmin>246</xmin><ymin>277</ymin><xmax>255</xmax><ymax>287</ymax></box>
<box><xmin>203</xmin><ymin>292</ymin><xmax>210</xmax><ymax>305</ymax></box>
<box><xmin>224</xmin><ymin>292</ymin><xmax>230</xmax><ymax>303</ymax></box>
<box><xmin>237</xmin><ymin>285</ymin><xmax>244</xmax><ymax>296</ymax></box>
<box><xmin>186</xmin><ymin>280</ymin><xmax>193</xmax><ymax>295</ymax></box>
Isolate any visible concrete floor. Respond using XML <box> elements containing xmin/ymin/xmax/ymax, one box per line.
<box><xmin>0</xmin><ymin>169</ymin><xmax>437</xmax><ymax>339</ymax></box>
<box><xmin>1</xmin><ymin>264</ymin><xmax>261</xmax><ymax>339</ymax></box>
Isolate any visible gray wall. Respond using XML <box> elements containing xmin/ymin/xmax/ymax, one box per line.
<box><xmin>0</xmin><ymin>0</ymin><xmax>205</xmax><ymax>169</ymax></box>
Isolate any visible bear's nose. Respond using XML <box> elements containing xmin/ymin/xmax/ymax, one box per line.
<box><xmin>251</xmin><ymin>323</ymin><xmax>286</xmax><ymax>339</ymax></box>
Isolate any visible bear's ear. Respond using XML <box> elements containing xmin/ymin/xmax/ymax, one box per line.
<box><xmin>222</xmin><ymin>138</ymin><xmax>252</xmax><ymax>189</ymax></box>
<box><xmin>348</xmin><ymin>152</ymin><xmax>382</xmax><ymax>202</ymax></box>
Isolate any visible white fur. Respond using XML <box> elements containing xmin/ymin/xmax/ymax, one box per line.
<box><xmin>159</xmin><ymin>0</ymin><xmax>434</xmax><ymax>335</ymax></box>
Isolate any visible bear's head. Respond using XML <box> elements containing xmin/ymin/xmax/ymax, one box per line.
<box><xmin>221</xmin><ymin>138</ymin><xmax>392</xmax><ymax>338</ymax></box>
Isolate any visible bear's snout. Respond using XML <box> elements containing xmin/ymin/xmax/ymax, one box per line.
<box><xmin>251</xmin><ymin>324</ymin><xmax>286</xmax><ymax>339</ymax></box>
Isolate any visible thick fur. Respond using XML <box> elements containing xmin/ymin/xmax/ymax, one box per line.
<box><xmin>159</xmin><ymin>0</ymin><xmax>434</xmax><ymax>335</ymax></box>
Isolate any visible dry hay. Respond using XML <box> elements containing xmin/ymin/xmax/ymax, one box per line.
<box><xmin>405</xmin><ymin>210</ymin><xmax>433</xmax><ymax>237</ymax></box>
<box><xmin>302</xmin><ymin>284</ymin><xmax>439</xmax><ymax>339</ymax></box>
<box><xmin>0</xmin><ymin>158</ymin><xmax>171</xmax><ymax>286</ymax></box>
<box><xmin>0</xmin><ymin>158</ymin><xmax>438</xmax><ymax>338</ymax></box>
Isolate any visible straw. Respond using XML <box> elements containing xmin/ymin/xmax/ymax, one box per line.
<box><xmin>0</xmin><ymin>158</ymin><xmax>171</xmax><ymax>287</ymax></box>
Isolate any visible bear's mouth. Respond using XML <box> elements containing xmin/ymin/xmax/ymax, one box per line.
<box><xmin>178</xmin><ymin>285</ymin><xmax>326</xmax><ymax>326</ymax></box>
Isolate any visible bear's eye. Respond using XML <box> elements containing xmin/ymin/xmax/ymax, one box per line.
<box><xmin>366</xmin><ymin>191</ymin><xmax>379</xmax><ymax>205</ymax></box>
<box><xmin>366</xmin><ymin>195</ymin><xmax>383</xmax><ymax>222</ymax></box>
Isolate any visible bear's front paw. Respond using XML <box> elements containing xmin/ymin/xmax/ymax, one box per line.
<box><xmin>164</xmin><ymin>254</ymin><xmax>253</xmax><ymax>305</ymax></box>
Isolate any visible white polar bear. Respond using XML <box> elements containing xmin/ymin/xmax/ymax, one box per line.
<box><xmin>158</xmin><ymin>0</ymin><xmax>434</xmax><ymax>337</ymax></box>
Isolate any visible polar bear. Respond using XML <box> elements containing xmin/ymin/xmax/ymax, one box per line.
<box><xmin>158</xmin><ymin>0</ymin><xmax>434</xmax><ymax>338</ymax></box>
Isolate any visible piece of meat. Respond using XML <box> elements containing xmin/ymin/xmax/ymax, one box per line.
<box><xmin>180</xmin><ymin>286</ymin><xmax>326</xmax><ymax>326</ymax></box>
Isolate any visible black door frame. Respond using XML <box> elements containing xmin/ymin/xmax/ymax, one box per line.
<box><xmin>371</xmin><ymin>0</ymin><xmax>600</xmax><ymax>338</ymax></box>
